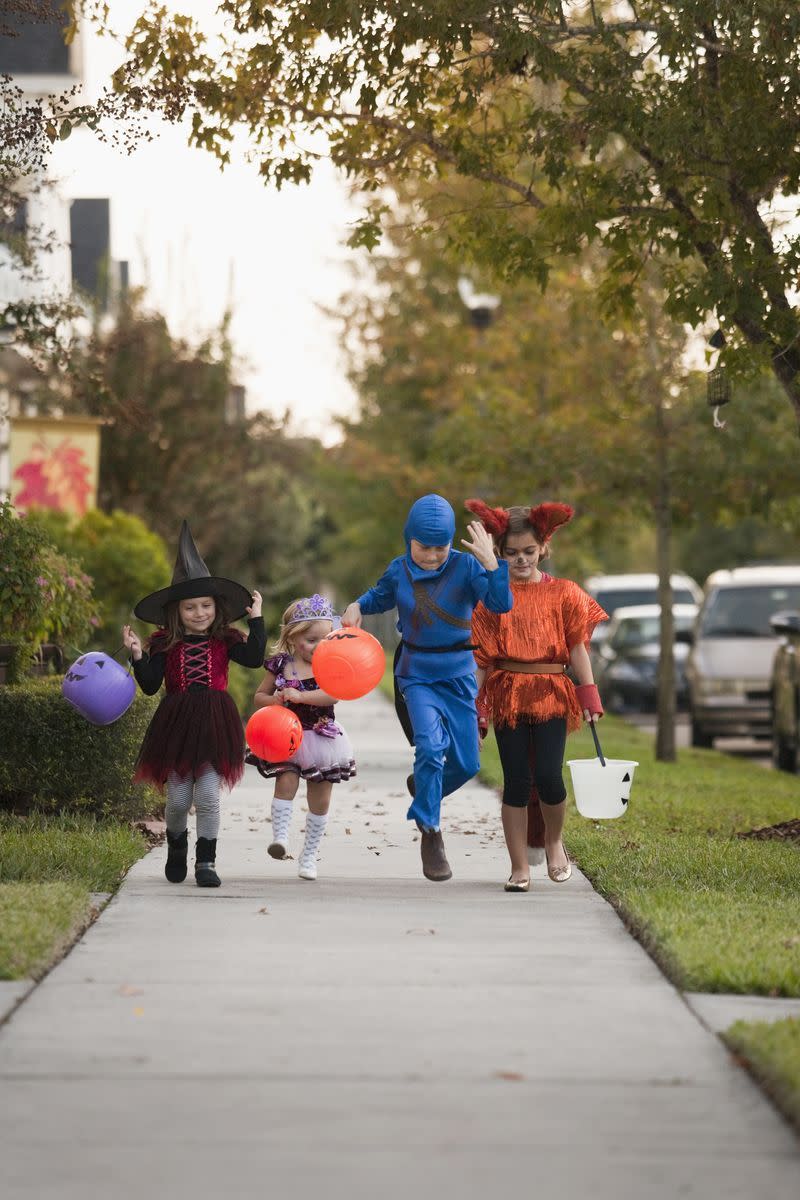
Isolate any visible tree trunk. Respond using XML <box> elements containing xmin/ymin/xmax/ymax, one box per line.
<box><xmin>771</xmin><ymin>352</ymin><xmax>800</xmax><ymax>431</ymax></box>
<box><xmin>654</xmin><ymin>393</ymin><xmax>676</xmax><ymax>762</ymax></box>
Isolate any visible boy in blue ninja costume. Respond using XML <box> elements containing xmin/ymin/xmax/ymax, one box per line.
<box><xmin>341</xmin><ymin>494</ymin><xmax>512</xmax><ymax>881</ymax></box>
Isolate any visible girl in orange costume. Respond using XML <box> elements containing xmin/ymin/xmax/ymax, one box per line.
<box><xmin>467</xmin><ymin>500</ymin><xmax>607</xmax><ymax>892</ymax></box>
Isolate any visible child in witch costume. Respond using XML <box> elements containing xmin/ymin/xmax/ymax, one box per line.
<box><xmin>249</xmin><ymin>594</ymin><xmax>355</xmax><ymax>881</ymax></box>
<box><xmin>341</xmin><ymin>494</ymin><xmax>512</xmax><ymax>882</ymax></box>
<box><xmin>123</xmin><ymin>521</ymin><xmax>266</xmax><ymax>888</ymax></box>
<box><xmin>467</xmin><ymin>499</ymin><xmax>607</xmax><ymax>892</ymax></box>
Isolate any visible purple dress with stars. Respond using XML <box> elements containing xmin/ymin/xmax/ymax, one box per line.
<box><xmin>248</xmin><ymin>653</ymin><xmax>356</xmax><ymax>784</ymax></box>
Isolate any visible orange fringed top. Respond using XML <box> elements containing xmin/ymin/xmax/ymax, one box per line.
<box><xmin>472</xmin><ymin>576</ymin><xmax>608</xmax><ymax>733</ymax></box>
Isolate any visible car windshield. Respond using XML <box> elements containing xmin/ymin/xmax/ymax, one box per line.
<box><xmin>612</xmin><ymin>611</ymin><xmax>695</xmax><ymax>650</ymax></box>
<box><xmin>594</xmin><ymin>586</ymin><xmax>696</xmax><ymax>614</ymax></box>
<box><xmin>699</xmin><ymin>585</ymin><xmax>800</xmax><ymax>638</ymax></box>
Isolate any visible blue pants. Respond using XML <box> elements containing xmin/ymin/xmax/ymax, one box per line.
<box><xmin>397</xmin><ymin>675</ymin><xmax>480</xmax><ymax>830</ymax></box>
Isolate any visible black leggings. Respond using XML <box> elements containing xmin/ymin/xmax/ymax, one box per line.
<box><xmin>494</xmin><ymin>718</ymin><xmax>567</xmax><ymax>808</ymax></box>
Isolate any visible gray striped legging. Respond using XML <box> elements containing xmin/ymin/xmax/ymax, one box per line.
<box><xmin>165</xmin><ymin>767</ymin><xmax>221</xmax><ymax>840</ymax></box>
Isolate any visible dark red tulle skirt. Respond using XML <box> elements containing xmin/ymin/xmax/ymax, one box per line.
<box><xmin>134</xmin><ymin>691</ymin><xmax>245</xmax><ymax>790</ymax></box>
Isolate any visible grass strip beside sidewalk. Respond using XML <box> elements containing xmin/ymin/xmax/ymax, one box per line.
<box><xmin>724</xmin><ymin>1018</ymin><xmax>800</xmax><ymax>1130</ymax></box>
<box><xmin>0</xmin><ymin>814</ymin><xmax>148</xmax><ymax>980</ymax></box>
<box><xmin>480</xmin><ymin>718</ymin><xmax>800</xmax><ymax>996</ymax></box>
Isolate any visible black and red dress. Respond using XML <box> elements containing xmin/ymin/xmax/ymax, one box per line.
<box><xmin>132</xmin><ymin>617</ymin><xmax>266</xmax><ymax>789</ymax></box>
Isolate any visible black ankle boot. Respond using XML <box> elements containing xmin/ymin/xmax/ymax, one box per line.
<box><xmin>195</xmin><ymin>837</ymin><xmax>221</xmax><ymax>888</ymax></box>
<box><xmin>165</xmin><ymin>829</ymin><xmax>188</xmax><ymax>883</ymax></box>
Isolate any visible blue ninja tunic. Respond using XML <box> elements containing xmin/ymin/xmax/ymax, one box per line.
<box><xmin>357</xmin><ymin>494</ymin><xmax>512</xmax><ymax>829</ymax></box>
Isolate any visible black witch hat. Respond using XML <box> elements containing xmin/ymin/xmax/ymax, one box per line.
<box><xmin>133</xmin><ymin>521</ymin><xmax>253</xmax><ymax>625</ymax></box>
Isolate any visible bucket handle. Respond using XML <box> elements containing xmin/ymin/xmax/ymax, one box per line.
<box><xmin>589</xmin><ymin>720</ymin><xmax>606</xmax><ymax>767</ymax></box>
<box><xmin>65</xmin><ymin>642</ymin><xmax>134</xmax><ymax>676</ymax></box>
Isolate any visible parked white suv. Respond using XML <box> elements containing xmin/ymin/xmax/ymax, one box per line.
<box><xmin>686</xmin><ymin>565</ymin><xmax>800</xmax><ymax>747</ymax></box>
<box><xmin>584</xmin><ymin>572</ymin><xmax>702</xmax><ymax>661</ymax></box>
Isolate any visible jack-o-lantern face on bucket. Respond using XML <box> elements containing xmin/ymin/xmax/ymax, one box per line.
<box><xmin>62</xmin><ymin>652</ymin><xmax>136</xmax><ymax>726</ymax></box>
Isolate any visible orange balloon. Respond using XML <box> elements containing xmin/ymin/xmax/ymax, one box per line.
<box><xmin>246</xmin><ymin>706</ymin><xmax>303</xmax><ymax>761</ymax></box>
<box><xmin>312</xmin><ymin>628</ymin><xmax>385</xmax><ymax>700</ymax></box>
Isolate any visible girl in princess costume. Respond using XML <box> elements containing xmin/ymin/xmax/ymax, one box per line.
<box><xmin>250</xmin><ymin>594</ymin><xmax>355</xmax><ymax>881</ymax></box>
<box><xmin>466</xmin><ymin>499</ymin><xmax>607</xmax><ymax>892</ymax></box>
<box><xmin>341</xmin><ymin>494</ymin><xmax>513</xmax><ymax>882</ymax></box>
<box><xmin>123</xmin><ymin>521</ymin><xmax>266</xmax><ymax>889</ymax></box>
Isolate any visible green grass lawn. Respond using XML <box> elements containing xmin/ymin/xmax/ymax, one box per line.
<box><xmin>724</xmin><ymin>1018</ymin><xmax>800</xmax><ymax>1129</ymax></box>
<box><xmin>0</xmin><ymin>814</ymin><xmax>148</xmax><ymax>980</ymax></box>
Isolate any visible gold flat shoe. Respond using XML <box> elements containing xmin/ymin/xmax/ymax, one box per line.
<box><xmin>546</xmin><ymin>844</ymin><xmax>572</xmax><ymax>883</ymax></box>
<box><xmin>504</xmin><ymin>876</ymin><xmax>531</xmax><ymax>892</ymax></box>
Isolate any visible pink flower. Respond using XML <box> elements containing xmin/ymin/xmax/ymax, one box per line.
<box><xmin>36</xmin><ymin>576</ymin><xmax>47</xmax><ymax>586</ymax></box>
<box><xmin>90</xmin><ymin>616</ymin><xmax>100</xmax><ymax>627</ymax></box>
<box><xmin>65</xmin><ymin>576</ymin><xmax>76</xmax><ymax>589</ymax></box>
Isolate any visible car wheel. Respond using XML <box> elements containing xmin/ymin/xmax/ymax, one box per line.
<box><xmin>690</xmin><ymin>716</ymin><xmax>713</xmax><ymax>749</ymax></box>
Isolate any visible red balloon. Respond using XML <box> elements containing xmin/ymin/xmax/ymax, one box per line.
<box><xmin>312</xmin><ymin>627</ymin><xmax>385</xmax><ymax>701</ymax></box>
<box><xmin>246</xmin><ymin>706</ymin><xmax>303</xmax><ymax>761</ymax></box>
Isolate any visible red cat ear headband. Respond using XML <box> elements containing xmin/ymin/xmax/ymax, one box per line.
<box><xmin>465</xmin><ymin>499</ymin><xmax>575</xmax><ymax>542</ymax></box>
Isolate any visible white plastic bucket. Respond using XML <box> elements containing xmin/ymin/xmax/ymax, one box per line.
<box><xmin>567</xmin><ymin>757</ymin><xmax>638</xmax><ymax>819</ymax></box>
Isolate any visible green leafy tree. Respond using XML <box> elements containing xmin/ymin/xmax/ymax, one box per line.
<box><xmin>110</xmin><ymin>2</ymin><xmax>800</xmax><ymax>423</ymax></box>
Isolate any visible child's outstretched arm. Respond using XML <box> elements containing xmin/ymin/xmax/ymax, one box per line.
<box><xmin>343</xmin><ymin>562</ymin><xmax>400</xmax><ymax>627</ymax></box>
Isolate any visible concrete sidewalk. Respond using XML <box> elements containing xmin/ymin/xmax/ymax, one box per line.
<box><xmin>1</xmin><ymin>689</ymin><xmax>798</xmax><ymax>1198</ymax></box>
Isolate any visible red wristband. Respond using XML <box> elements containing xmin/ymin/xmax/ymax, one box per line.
<box><xmin>575</xmin><ymin>683</ymin><xmax>603</xmax><ymax>717</ymax></box>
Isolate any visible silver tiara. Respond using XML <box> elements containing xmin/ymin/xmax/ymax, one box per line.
<box><xmin>285</xmin><ymin>594</ymin><xmax>335</xmax><ymax>625</ymax></box>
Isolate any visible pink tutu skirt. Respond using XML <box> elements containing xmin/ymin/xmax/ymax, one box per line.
<box><xmin>248</xmin><ymin>721</ymin><xmax>356</xmax><ymax>784</ymax></box>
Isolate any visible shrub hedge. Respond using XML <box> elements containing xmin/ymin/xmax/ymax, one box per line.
<box><xmin>0</xmin><ymin>677</ymin><xmax>160</xmax><ymax>818</ymax></box>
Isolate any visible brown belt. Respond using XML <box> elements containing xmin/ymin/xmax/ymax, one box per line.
<box><xmin>494</xmin><ymin>659</ymin><xmax>567</xmax><ymax>674</ymax></box>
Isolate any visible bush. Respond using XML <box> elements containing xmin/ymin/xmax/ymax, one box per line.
<box><xmin>0</xmin><ymin>677</ymin><xmax>161</xmax><ymax>818</ymax></box>
<box><xmin>0</xmin><ymin>500</ymin><xmax>98</xmax><ymax>680</ymax></box>
<box><xmin>32</xmin><ymin>508</ymin><xmax>170</xmax><ymax>641</ymax></box>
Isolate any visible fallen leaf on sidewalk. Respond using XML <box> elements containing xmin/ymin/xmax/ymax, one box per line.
<box><xmin>406</xmin><ymin>928</ymin><xmax>436</xmax><ymax>935</ymax></box>
<box><xmin>493</xmin><ymin>1070</ymin><xmax>525</xmax><ymax>1081</ymax></box>
<box><xmin>257</xmin><ymin>907</ymin><xmax>270</xmax><ymax>915</ymax></box>
<box><xmin>117</xmin><ymin>984</ymin><xmax>144</xmax><ymax>997</ymax></box>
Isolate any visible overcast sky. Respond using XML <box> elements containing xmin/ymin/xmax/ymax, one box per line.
<box><xmin>50</xmin><ymin>2</ymin><xmax>358</xmax><ymax>441</ymax></box>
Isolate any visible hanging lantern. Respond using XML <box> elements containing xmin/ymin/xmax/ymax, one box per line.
<box><xmin>706</xmin><ymin>366</ymin><xmax>731</xmax><ymax>408</ymax></box>
<box><xmin>707</xmin><ymin>366</ymin><xmax>731</xmax><ymax>429</ymax></box>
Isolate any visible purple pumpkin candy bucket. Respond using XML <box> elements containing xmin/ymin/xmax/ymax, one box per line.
<box><xmin>62</xmin><ymin>652</ymin><xmax>136</xmax><ymax>726</ymax></box>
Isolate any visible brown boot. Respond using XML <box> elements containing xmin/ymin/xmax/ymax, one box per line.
<box><xmin>419</xmin><ymin>828</ymin><xmax>452</xmax><ymax>882</ymax></box>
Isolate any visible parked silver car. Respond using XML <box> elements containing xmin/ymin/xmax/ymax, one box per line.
<box><xmin>686</xmin><ymin>566</ymin><xmax>800</xmax><ymax>747</ymax></box>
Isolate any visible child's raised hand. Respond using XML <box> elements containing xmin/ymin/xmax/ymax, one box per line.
<box><xmin>461</xmin><ymin>521</ymin><xmax>498</xmax><ymax>570</ymax></box>
<box><xmin>246</xmin><ymin>590</ymin><xmax>263</xmax><ymax>619</ymax></box>
<box><xmin>122</xmin><ymin>624</ymin><xmax>143</xmax><ymax>661</ymax></box>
